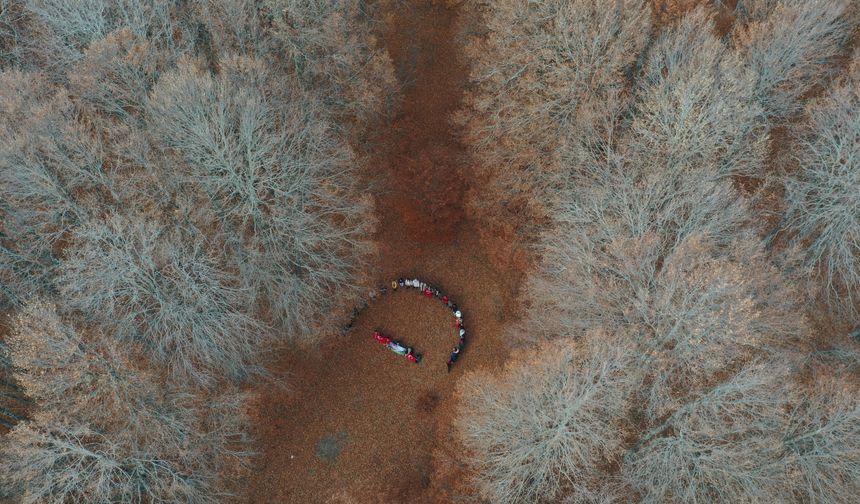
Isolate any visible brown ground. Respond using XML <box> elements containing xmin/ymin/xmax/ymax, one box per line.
<box><xmin>244</xmin><ymin>1</ymin><xmax>523</xmax><ymax>502</ymax></box>
<box><xmin>241</xmin><ymin>2</ymin><xmax>860</xmax><ymax>503</ymax></box>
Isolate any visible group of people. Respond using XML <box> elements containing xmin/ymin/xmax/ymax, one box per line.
<box><xmin>346</xmin><ymin>277</ymin><xmax>468</xmax><ymax>371</ymax></box>
<box><xmin>373</xmin><ymin>330</ymin><xmax>422</xmax><ymax>363</ymax></box>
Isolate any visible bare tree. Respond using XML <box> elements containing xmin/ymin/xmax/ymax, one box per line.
<box><xmin>459</xmin><ymin>0</ymin><xmax>652</xmax><ymax>250</ymax></box>
<box><xmin>192</xmin><ymin>0</ymin><xmax>270</xmax><ymax>58</ymax></box>
<box><xmin>779</xmin><ymin>377</ymin><xmax>860</xmax><ymax>504</ymax></box>
<box><xmin>0</xmin><ymin>69</ymin><xmax>112</xmax><ymax>306</ymax></box>
<box><xmin>463</xmin><ymin>0</ymin><xmax>651</xmax><ymax>170</ymax></box>
<box><xmin>19</xmin><ymin>0</ymin><xmax>181</xmax><ymax>78</ymax></box>
<box><xmin>2</xmin><ymin>0</ymin><xmax>392</xmax><ymax>341</ymax></box>
<box><xmin>622</xmin><ymin>364</ymin><xmax>792</xmax><ymax>503</ymax></box>
<box><xmin>146</xmin><ymin>58</ymin><xmax>376</xmax><ymax>338</ymax></box>
<box><xmin>461</xmin><ymin>316</ymin><xmax>857</xmax><ymax>504</ymax></box>
<box><xmin>0</xmin><ymin>300</ymin><xmax>250</xmax><ymax>503</ymax></box>
<box><xmin>529</xmin><ymin>183</ymin><xmax>802</xmax><ymax>418</ymax></box>
<box><xmin>67</xmin><ymin>28</ymin><xmax>163</xmax><ymax>122</ymax></box>
<box><xmin>0</xmin><ymin>340</ymin><xmax>29</xmax><ymax>430</ymax></box>
<box><xmin>456</xmin><ymin>338</ymin><xmax>632</xmax><ymax>504</ymax></box>
<box><xmin>784</xmin><ymin>53</ymin><xmax>860</xmax><ymax>322</ymax></box>
<box><xmin>265</xmin><ymin>0</ymin><xmax>396</xmax><ymax>124</ymax></box>
<box><xmin>454</xmin><ymin>4</ymin><xmax>860</xmax><ymax>503</ymax></box>
<box><xmin>58</xmin><ymin>214</ymin><xmax>266</xmax><ymax>385</ymax></box>
<box><xmin>621</xmin><ymin>361</ymin><xmax>860</xmax><ymax>504</ymax></box>
<box><xmin>501</xmin><ymin>18</ymin><xmax>806</xmax><ymax>481</ymax></box>
<box><xmin>0</xmin><ymin>0</ymin><xmax>26</xmax><ymax>67</ymax></box>
<box><xmin>733</xmin><ymin>0</ymin><xmax>856</xmax><ymax>121</ymax></box>
<box><xmin>626</xmin><ymin>6</ymin><xmax>767</xmax><ymax>181</ymax></box>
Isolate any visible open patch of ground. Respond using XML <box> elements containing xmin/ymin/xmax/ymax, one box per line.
<box><xmin>244</xmin><ymin>1</ymin><xmax>524</xmax><ymax>502</ymax></box>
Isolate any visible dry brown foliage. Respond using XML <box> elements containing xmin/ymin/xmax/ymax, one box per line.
<box><xmin>456</xmin><ymin>338</ymin><xmax>632</xmax><ymax>504</ymax></box>
<box><xmin>455</xmin><ymin>4</ymin><xmax>860</xmax><ymax>502</ymax></box>
<box><xmin>459</xmin><ymin>0</ymin><xmax>652</xmax><ymax>264</ymax></box>
<box><xmin>1</xmin><ymin>1</ymin><xmax>396</xmax><ymax>501</ymax></box>
<box><xmin>1</xmin><ymin>300</ymin><xmax>251</xmax><ymax>503</ymax></box>
<box><xmin>785</xmin><ymin>50</ymin><xmax>860</xmax><ymax>324</ymax></box>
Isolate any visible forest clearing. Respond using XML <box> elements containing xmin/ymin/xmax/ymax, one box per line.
<box><xmin>1</xmin><ymin>1</ymin><xmax>860</xmax><ymax>503</ymax></box>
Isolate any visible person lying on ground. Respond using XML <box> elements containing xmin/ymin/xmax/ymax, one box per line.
<box><xmin>373</xmin><ymin>330</ymin><xmax>392</xmax><ymax>345</ymax></box>
<box><xmin>406</xmin><ymin>348</ymin><xmax>422</xmax><ymax>364</ymax></box>
<box><xmin>388</xmin><ymin>340</ymin><xmax>409</xmax><ymax>356</ymax></box>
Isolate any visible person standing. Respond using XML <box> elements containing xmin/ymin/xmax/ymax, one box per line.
<box><xmin>446</xmin><ymin>346</ymin><xmax>460</xmax><ymax>372</ymax></box>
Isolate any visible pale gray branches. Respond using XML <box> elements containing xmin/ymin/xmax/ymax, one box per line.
<box><xmin>627</xmin><ymin>7</ymin><xmax>766</xmax><ymax>180</ymax></box>
<box><xmin>146</xmin><ymin>58</ymin><xmax>375</xmax><ymax>338</ymax></box>
<box><xmin>734</xmin><ymin>0</ymin><xmax>857</xmax><ymax>120</ymax></box>
<box><xmin>455</xmin><ymin>5</ymin><xmax>860</xmax><ymax>503</ymax></box>
<box><xmin>19</xmin><ymin>0</ymin><xmax>180</xmax><ymax>77</ymax></box>
<box><xmin>785</xmin><ymin>54</ymin><xmax>860</xmax><ymax>322</ymax></box>
<box><xmin>58</xmin><ymin>215</ymin><xmax>265</xmax><ymax>385</ymax></box>
<box><xmin>456</xmin><ymin>339</ymin><xmax>631</xmax><ymax>504</ymax></box>
<box><xmin>0</xmin><ymin>70</ymin><xmax>112</xmax><ymax>306</ymax></box>
<box><xmin>461</xmin><ymin>0</ymin><xmax>652</xmax><ymax>244</ymax></box>
<box><xmin>0</xmin><ymin>300</ymin><xmax>250</xmax><ymax>503</ymax></box>
<box><xmin>266</xmin><ymin>0</ymin><xmax>396</xmax><ymax>123</ymax></box>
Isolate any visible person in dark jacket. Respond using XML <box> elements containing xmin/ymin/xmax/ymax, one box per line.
<box><xmin>446</xmin><ymin>346</ymin><xmax>460</xmax><ymax>372</ymax></box>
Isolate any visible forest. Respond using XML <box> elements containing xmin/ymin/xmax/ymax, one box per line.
<box><xmin>0</xmin><ymin>0</ymin><xmax>859</xmax><ymax>503</ymax></box>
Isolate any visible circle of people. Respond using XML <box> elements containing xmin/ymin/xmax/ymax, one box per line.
<box><xmin>345</xmin><ymin>278</ymin><xmax>466</xmax><ymax>372</ymax></box>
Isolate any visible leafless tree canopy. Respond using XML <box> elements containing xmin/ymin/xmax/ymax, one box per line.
<box><xmin>0</xmin><ymin>0</ymin><xmax>390</xmax><ymax>335</ymax></box>
<box><xmin>733</xmin><ymin>0</ymin><xmax>855</xmax><ymax>121</ymax></box>
<box><xmin>0</xmin><ymin>1</ymin><xmax>394</xmax><ymax>500</ymax></box>
<box><xmin>59</xmin><ymin>215</ymin><xmax>264</xmax><ymax>385</ymax></box>
<box><xmin>146</xmin><ymin>57</ymin><xmax>376</xmax><ymax>337</ymax></box>
<box><xmin>1</xmin><ymin>301</ymin><xmax>250</xmax><ymax>503</ymax></box>
<box><xmin>456</xmin><ymin>339</ymin><xmax>632</xmax><ymax>504</ymax></box>
<box><xmin>457</xmin><ymin>4</ymin><xmax>860</xmax><ymax>503</ymax></box>
<box><xmin>627</xmin><ymin>7</ymin><xmax>766</xmax><ymax>180</ymax></box>
<box><xmin>3</xmin><ymin>0</ymin><xmax>860</xmax><ymax>502</ymax></box>
<box><xmin>785</xmin><ymin>52</ymin><xmax>860</xmax><ymax>322</ymax></box>
<box><xmin>460</xmin><ymin>0</ymin><xmax>652</xmax><ymax>245</ymax></box>
<box><xmin>0</xmin><ymin>70</ymin><xmax>112</xmax><ymax>307</ymax></box>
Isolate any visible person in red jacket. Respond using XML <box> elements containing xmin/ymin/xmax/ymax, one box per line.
<box><xmin>405</xmin><ymin>348</ymin><xmax>422</xmax><ymax>364</ymax></box>
<box><xmin>373</xmin><ymin>330</ymin><xmax>392</xmax><ymax>345</ymax></box>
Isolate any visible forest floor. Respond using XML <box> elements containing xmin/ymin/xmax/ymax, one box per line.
<box><xmin>244</xmin><ymin>1</ymin><xmax>525</xmax><ymax>502</ymax></box>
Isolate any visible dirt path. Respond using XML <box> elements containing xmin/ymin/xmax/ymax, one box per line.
<box><xmin>245</xmin><ymin>2</ymin><xmax>523</xmax><ymax>502</ymax></box>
